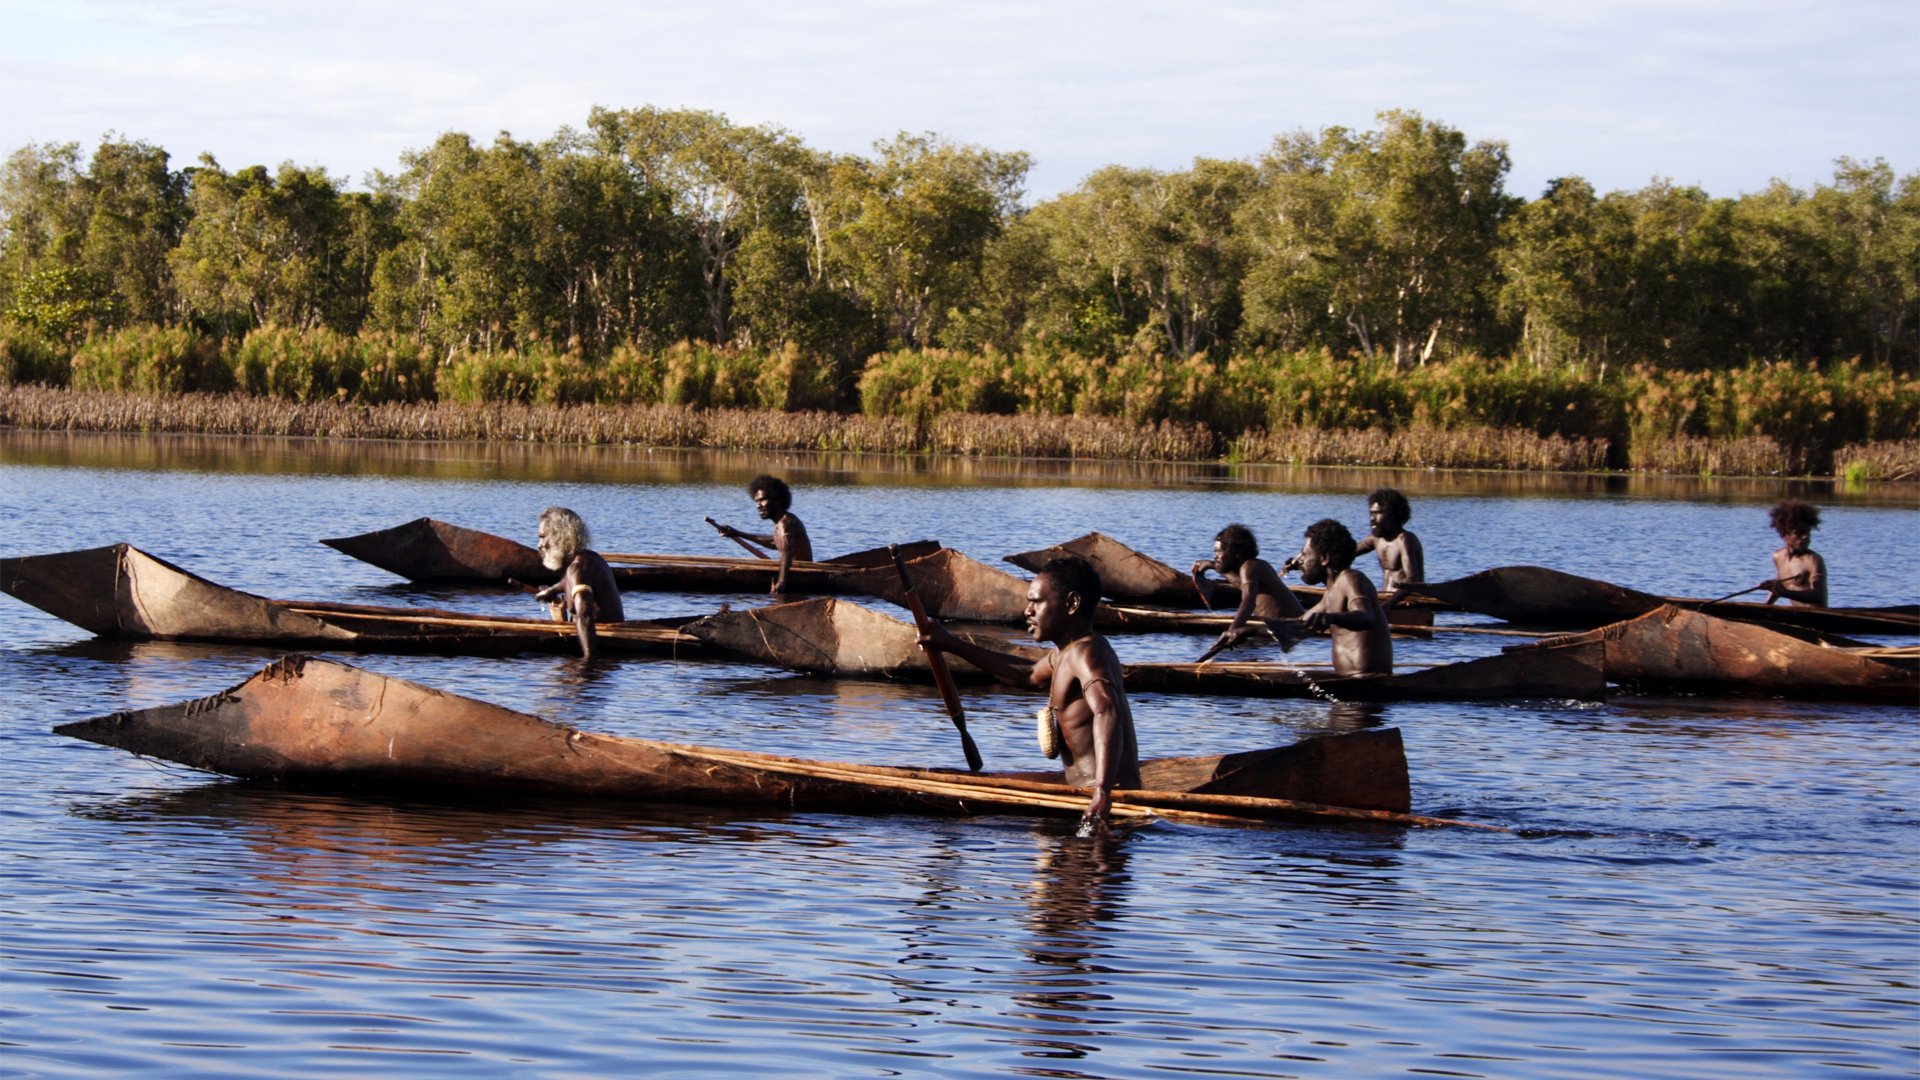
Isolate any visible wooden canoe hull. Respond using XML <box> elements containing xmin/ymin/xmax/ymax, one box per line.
<box><xmin>1407</xmin><ymin>565</ymin><xmax>1919</xmax><ymax>637</ymax></box>
<box><xmin>1007</xmin><ymin>532</ymin><xmax>1199</xmax><ymax>607</ymax></box>
<box><xmin>0</xmin><ymin>543</ymin><xmax>702</xmax><ymax>657</ymax></box>
<box><xmin>55</xmin><ymin>656</ymin><xmax>1414</xmax><ymax>817</ymax></box>
<box><xmin>320</xmin><ymin>517</ymin><xmax>939</xmax><ymax>592</ymax></box>
<box><xmin>1517</xmin><ymin>604</ymin><xmax>1919</xmax><ymax>702</ymax></box>
<box><xmin>1407</xmin><ymin>565</ymin><xmax>1666</xmax><ymax>627</ymax></box>
<box><xmin>686</xmin><ymin>596</ymin><xmax>1609</xmax><ymax>701</ymax></box>
<box><xmin>1</xmin><ymin>544</ymin><xmax>355</xmax><ymax>643</ymax></box>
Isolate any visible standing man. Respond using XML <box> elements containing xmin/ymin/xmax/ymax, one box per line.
<box><xmin>1763</xmin><ymin>500</ymin><xmax>1828</xmax><ymax>606</ymax></box>
<box><xmin>713</xmin><ymin>474</ymin><xmax>814</xmax><ymax>595</ymax></box>
<box><xmin>531</xmin><ymin>506</ymin><xmax>625</xmax><ymax>662</ymax></box>
<box><xmin>1272</xmin><ymin>519</ymin><xmax>1393</xmax><ymax>676</ymax></box>
<box><xmin>1191</xmin><ymin>523</ymin><xmax>1304</xmax><ymax>653</ymax></box>
<box><xmin>918</xmin><ymin>556</ymin><xmax>1141</xmax><ymax>825</ymax></box>
<box><xmin>1353</xmin><ymin>487</ymin><xmax>1424</xmax><ymax>592</ymax></box>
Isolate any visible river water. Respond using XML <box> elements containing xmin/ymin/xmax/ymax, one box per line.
<box><xmin>1</xmin><ymin>431</ymin><xmax>1915</xmax><ymax>1079</ymax></box>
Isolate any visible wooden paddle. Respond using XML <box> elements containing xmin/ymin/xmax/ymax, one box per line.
<box><xmin>705</xmin><ymin>516</ymin><xmax>772</xmax><ymax>560</ymax></box>
<box><xmin>890</xmin><ymin>544</ymin><xmax>984</xmax><ymax>773</ymax></box>
<box><xmin>1700</xmin><ymin>583</ymin><xmax>1769</xmax><ymax>606</ymax></box>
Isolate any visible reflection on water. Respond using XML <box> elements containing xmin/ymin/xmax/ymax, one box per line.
<box><xmin>7</xmin><ymin>427</ymin><xmax>1913</xmax><ymax>505</ymax></box>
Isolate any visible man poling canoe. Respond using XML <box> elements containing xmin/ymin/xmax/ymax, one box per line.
<box><xmin>914</xmin><ymin>554</ymin><xmax>1142</xmax><ymax>829</ymax></box>
<box><xmin>1763</xmin><ymin>499</ymin><xmax>1828</xmax><ymax>607</ymax></box>
<box><xmin>1269</xmin><ymin>518</ymin><xmax>1395</xmax><ymax>677</ymax></box>
<box><xmin>1191</xmin><ymin>523</ymin><xmax>1303</xmax><ymax>662</ymax></box>
<box><xmin>709</xmin><ymin>474</ymin><xmax>814</xmax><ymax>596</ymax></box>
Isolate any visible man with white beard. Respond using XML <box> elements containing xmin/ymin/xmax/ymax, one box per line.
<box><xmin>531</xmin><ymin>506</ymin><xmax>625</xmax><ymax>661</ymax></box>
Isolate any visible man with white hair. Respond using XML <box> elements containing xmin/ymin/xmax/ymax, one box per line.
<box><xmin>531</xmin><ymin>506</ymin><xmax>625</xmax><ymax>661</ymax></box>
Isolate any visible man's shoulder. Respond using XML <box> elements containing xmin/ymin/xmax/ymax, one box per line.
<box><xmin>1061</xmin><ymin>631</ymin><xmax>1120</xmax><ymax>666</ymax></box>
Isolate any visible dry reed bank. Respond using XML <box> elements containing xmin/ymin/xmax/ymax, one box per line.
<box><xmin>2</xmin><ymin>326</ymin><xmax>1916</xmax><ymax>478</ymax></box>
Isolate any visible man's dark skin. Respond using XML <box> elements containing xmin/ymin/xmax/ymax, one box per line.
<box><xmin>1191</xmin><ymin>523</ymin><xmax>1304</xmax><ymax>652</ymax></box>
<box><xmin>1763</xmin><ymin>499</ymin><xmax>1828</xmax><ymax>606</ymax></box>
<box><xmin>531</xmin><ymin>506</ymin><xmax>624</xmax><ymax>661</ymax></box>
<box><xmin>1352</xmin><ymin>487</ymin><xmax>1424</xmax><ymax>593</ymax></box>
<box><xmin>918</xmin><ymin>558</ymin><xmax>1141</xmax><ymax>823</ymax></box>
<box><xmin>1271</xmin><ymin>519</ymin><xmax>1393</xmax><ymax>676</ymax></box>
<box><xmin>714</xmin><ymin>474</ymin><xmax>814</xmax><ymax>595</ymax></box>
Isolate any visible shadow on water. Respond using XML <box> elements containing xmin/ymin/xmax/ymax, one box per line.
<box><xmin>7</xmin><ymin>428</ymin><xmax>1913</xmax><ymax>505</ymax></box>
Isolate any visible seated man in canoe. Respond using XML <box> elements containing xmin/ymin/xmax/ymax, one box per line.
<box><xmin>712</xmin><ymin>474</ymin><xmax>814</xmax><ymax>595</ymax></box>
<box><xmin>917</xmin><ymin>555</ymin><xmax>1141</xmax><ymax>825</ymax></box>
<box><xmin>1353</xmin><ymin>487</ymin><xmax>1424</xmax><ymax>594</ymax></box>
<box><xmin>1272</xmin><ymin>519</ymin><xmax>1393</xmax><ymax>676</ymax></box>
<box><xmin>531</xmin><ymin>506</ymin><xmax>624</xmax><ymax>661</ymax></box>
<box><xmin>1191</xmin><ymin>523</ymin><xmax>1304</xmax><ymax>653</ymax></box>
<box><xmin>1763</xmin><ymin>499</ymin><xmax>1828</xmax><ymax>607</ymax></box>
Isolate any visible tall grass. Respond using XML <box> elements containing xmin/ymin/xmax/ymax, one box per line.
<box><xmin>4</xmin><ymin>324</ymin><xmax>1915</xmax><ymax>473</ymax></box>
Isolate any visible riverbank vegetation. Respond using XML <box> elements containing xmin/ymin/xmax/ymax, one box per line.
<box><xmin>2</xmin><ymin>108</ymin><xmax>1915</xmax><ymax>476</ymax></box>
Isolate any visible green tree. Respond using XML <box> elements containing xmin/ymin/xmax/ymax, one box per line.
<box><xmin>79</xmin><ymin>137</ymin><xmax>187</xmax><ymax>326</ymax></box>
<box><xmin>590</xmin><ymin>106</ymin><xmax>823</xmax><ymax>349</ymax></box>
<box><xmin>819</xmin><ymin>133</ymin><xmax>1030</xmax><ymax>349</ymax></box>
<box><xmin>1241</xmin><ymin>111</ymin><xmax>1513</xmax><ymax>365</ymax></box>
<box><xmin>0</xmin><ymin>137</ymin><xmax>185</xmax><ymax>330</ymax></box>
<box><xmin>171</xmin><ymin>158</ymin><xmax>355</xmax><ymax>334</ymax></box>
<box><xmin>1498</xmin><ymin>176</ymin><xmax>1638</xmax><ymax>366</ymax></box>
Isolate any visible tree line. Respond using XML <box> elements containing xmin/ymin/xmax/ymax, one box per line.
<box><xmin>3</xmin><ymin>107</ymin><xmax>1916</xmax><ymax>392</ymax></box>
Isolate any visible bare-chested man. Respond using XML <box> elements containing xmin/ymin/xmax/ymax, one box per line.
<box><xmin>1763</xmin><ymin>499</ymin><xmax>1828</xmax><ymax>607</ymax></box>
<box><xmin>714</xmin><ymin>474</ymin><xmax>814</xmax><ymax>595</ymax></box>
<box><xmin>531</xmin><ymin>506</ymin><xmax>625</xmax><ymax>661</ymax></box>
<box><xmin>1191</xmin><ymin>523</ymin><xmax>1305</xmax><ymax>652</ymax></box>
<box><xmin>1352</xmin><ymin>487</ymin><xmax>1424</xmax><ymax>593</ymax></box>
<box><xmin>918</xmin><ymin>555</ymin><xmax>1141</xmax><ymax>824</ymax></box>
<box><xmin>1271</xmin><ymin>519</ymin><xmax>1393</xmax><ymax>676</ymax></box>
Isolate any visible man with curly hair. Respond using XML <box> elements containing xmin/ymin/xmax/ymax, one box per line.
<box><xmin>531</xmin><ymin>506</ymin><xmax>625</xmax><ymax>661</ymax></box>
<box><xmin>713</xmin><ymin>474</ymin><xmax>814</xmax><ymax>595</ymax></box>
<box><xmin>1762</xmin><ymin>500</ymin><xmax>1828</xmax><ymax>606</ymax></box>
<box><xmin>1353</xmin><ymin>487</ymin><xmax>1424</xmax><ymax>592</ymax></box>
<box><xmin>1191</xmin><ymin>523</ymin><xmax>1303</xmax><ymax>654</ymax></box>
<box><xmin>1272</xmin><ymin>518</ymin><xmax>1393</xmax><ymax>676</ymax></box>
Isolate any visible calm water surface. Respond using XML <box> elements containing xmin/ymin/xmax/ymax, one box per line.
<box><xmin>1</xmin><ymin>432</ymin><xmax>1915</xmax><ymax>1079</ymax></box>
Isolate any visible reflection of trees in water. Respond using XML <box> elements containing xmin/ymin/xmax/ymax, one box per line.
<box><xmin>8</xmin><ymin>428</ymin><xmax>1822</xmax><ymax>502</ymax></box>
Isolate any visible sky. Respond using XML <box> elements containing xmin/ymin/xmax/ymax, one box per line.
<box><xmin>3</xmin><ymin>0</ymin><xmax>1914</xmax><ymax>203</ymax></box>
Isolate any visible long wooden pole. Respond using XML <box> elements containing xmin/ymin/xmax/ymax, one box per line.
<box><xmin>891</xmin><ymin>544</ymin><xmax>984</xmax><ymax>773</ymax></box>
<box><xmin>1699</xmin><ymin>584</ymin><xmax>1769</xmax><ymax>606</ymax></box>
<box><xmin>705</xmin><ymin>516</ymin><xmax>772</xmax><ymax>560</ymax></box>
<box><xmin>689</xmin><ymin>747</ymin><xmax>1507</xmax><ymax>831</ymax></box>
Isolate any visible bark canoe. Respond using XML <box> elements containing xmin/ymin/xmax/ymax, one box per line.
<box><xmin>1508</xmin><ymin>604</ymin><xmax>1920</xmax><ymax>703</ymax></box>
<box><xmin>321</xmin><ymin>517</ymin><xmax>939</xmax><ymax>591</ymax></box>
<box><xmin>55</xmin><ymin>655</ymin><xmax>1437</xmax><ymax>826</ymax></box>
<box><xmin>1406</xmin><ymin>565</ymin><xmax>1919</xmax><ymax>637</ymax></box>
<box><xmin>0</xmin><ymin>543</ymin><xmax>702</xmax><ymax>657</ymax></box>
<box><xmin>685</xmin><ymin>597</ymin><xmax>1608</xmax><ymax>701</ymax></box>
